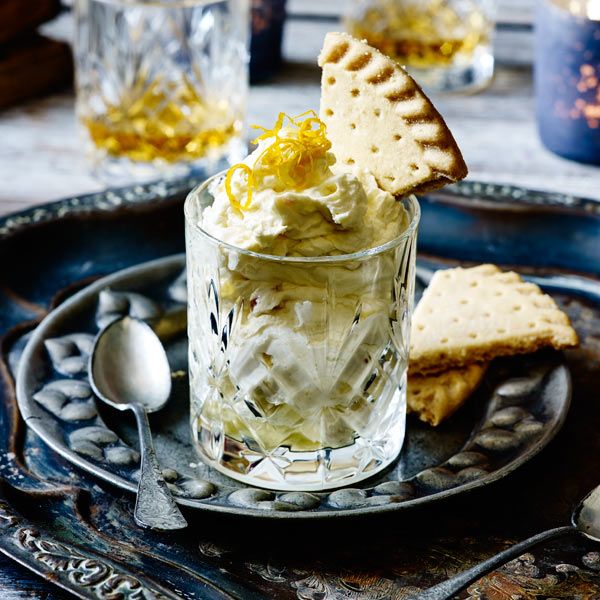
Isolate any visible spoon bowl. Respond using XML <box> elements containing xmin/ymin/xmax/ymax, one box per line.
<box><xmin>573</xmin><ymin>484</ymin><xmax>600</xmax><ymax>542</ymax></box>
<box><xmin>90</xmin><ymin>316</ymin><xmax>171</xmax><ymax>412</ymax></box>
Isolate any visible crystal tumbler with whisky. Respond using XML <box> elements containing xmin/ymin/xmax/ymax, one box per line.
<box><xmin>345</xmin><ymin>0</ymin><xmax>496</xmax><ymax>93</ymax></box>
<box><xmin>75</xmin><ymin>0</ymin><xmax>250</xmax><ymax>183</ymax></box>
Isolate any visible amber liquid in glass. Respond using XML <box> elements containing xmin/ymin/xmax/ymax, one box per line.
<box><xmin>83</xmin><ymin>76</ymin><xmax>241</xmax><ymax>164</ymax></box>
<box><xmin>345</xmin><ymin>0</ymin><xmax>490</xmax><ymax>69</ymax></box>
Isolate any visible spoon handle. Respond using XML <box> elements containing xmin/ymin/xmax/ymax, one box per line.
<box><xmin>132</xmin><ymin>404</ymin><xmax>188</xmax><ymax>530</ymax></box>
<box><xmin>410</xmin><ymin>525</ymin><xmax>575</xmax><ymax>600</ymax></box>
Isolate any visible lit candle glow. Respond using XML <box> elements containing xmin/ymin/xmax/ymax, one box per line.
<box><xmin>535</xmin><ymin>0</ymin><xmax>600</xmax><ymax>164</ymax></box>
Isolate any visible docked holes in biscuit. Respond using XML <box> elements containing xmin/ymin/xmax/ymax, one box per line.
<box><xmin>528</xmin><ymin>322</ymin><xmax>537</xmax><ymax>328</ymax></box>
<box><xmin>384</xmin><ymin>176</ymin><xmax>395</xmax><ymax>182</ymax></box>
<box><xmin>350</xmin><ymin>123</ymin><xmax>356</xmax><ymax>130</ymax></box>
<box><xmin>513</xmin><ymin>305</ymin><xmax>522</xmax><ymax>311</ymax></box>
<box><xmin>324</xmin><ymin>42</ymin><xmax>349</xmax><ymax>63</ymax></box>
<box><xmin>371</xmin><ymin>146</ymin><xmax>379</xmax><ymax>153</ymax></box>
<box><xmin>325</xmin><ymin>108</ymin><xmax>334</xmax><ymax>116</ymax></box>
<box><xmin>386</xmin><ymin>89</ymin><xmax>416</xmax><ymax>103</ymax></box>
<box><xmin>327</xmin><ymin>76</ymin><xmax>336</xmax><ymax>85</ymax></box>
<box><xmin>347</xmin><ymin>52</ymin><xmax>372</xmax><ymax>71</ymax></box>
<box><xmin>468</xmin><ymin>332</ymin><xmax>477</xmax><ymax>339</ymax></box>
<box><xmin>404</xmin><ymin>111</ymin><xmax>434</xmax><ymax>125</ymax></box>
<box><xmin>393</xmin><ymin>134</ymin><xmax>402</xmax><ymax>141</ymax></box>
<box><xmin>367</xmin><ymin>66</ymin><xmax>394</xmax><ymax>84</ymax></box>
<box><xmin>345</xmin><ymin>158</ymin><xmax>356</xmax><ymax>165</ymax></box>
<box><xmin>374</xmin><ymin>108</ymin><xmax>381</xmax><ymax>117</ymax></box>
<box><xmin>351</xmin><ymin>88</ymin><xmax>360</xmax><ymax>97</ymax></box>
<box><xmin>440</xmin><ymin>337</ymin><xmax>449</xmax><ymax>344</ymax></box>
<box><xmin>497</xmin><ymin>328</ymin><xmax>506</xmax><ymax>334</ymax></box>
<box><xmin>410</xmin><ymin>163</ymin><xmax>419</xmax><ymax>171</ymax></box>
<box><xmin>416</xmin><ymin>324</ymin><xmax>425</xmax><ymax>331</ymax></box>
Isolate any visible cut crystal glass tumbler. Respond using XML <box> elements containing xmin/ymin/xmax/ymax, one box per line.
<box><xmin>75</xmin><ymin>0</ymin><xmax>249</xmax><ymax>184</ymax></box>
<box><xmin>185</xmin><ymin>174</ymin><xmax>420</xmax><ymax>491</ymax></box>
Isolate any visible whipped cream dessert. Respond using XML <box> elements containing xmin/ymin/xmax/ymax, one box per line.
<box><xmin>200</xmin><ymin>115</ymin><xmax>407</xmax><ymax>440</ymax></box>
<box><xmin>202</xmin><ymin>127</ymin><xmax>407</xmax><ymax>258</ymax></box>
<box><xmin>188</xmin><ymin>110</ymin><xmax>414</xmax><ymax>489</ymax></box>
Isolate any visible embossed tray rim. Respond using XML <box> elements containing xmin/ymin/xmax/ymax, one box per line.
<box><xmin>1</xmin><ymin>179</ymin><xmax>598</xmax><ymax>243</ymax></box>
<box><xmin>15</xmin><ymin>254</ymin><xmax>572</xmax><ymax>519</ymax></box>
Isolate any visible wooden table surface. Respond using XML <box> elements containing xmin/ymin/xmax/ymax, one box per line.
<box><xmin>0</xmin><ymin>2</ymin><xmax>599</xmax><ymax>599</ymax></box>
<box><xmin>1</xmin><ymin>0</ymin><xmax>600</xmax><ymax>217</ymax></box>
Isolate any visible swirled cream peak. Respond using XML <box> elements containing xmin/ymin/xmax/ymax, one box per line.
<box><xmin>201</xmin><ymin>112</ymin><xmax>407</xmax><ymax>256</ymax></box>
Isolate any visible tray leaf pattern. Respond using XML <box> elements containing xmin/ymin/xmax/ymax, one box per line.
<box><xmin>44</xmin><ymin>334</ymin><xmax>94</xmax><ymax>376</ymax></box>
<box><xmin>33</xmin><ymin>380</ymin><xmax>97</xmax><ymax>422</ymax></box>
<box><xmin>69</xmin><ymin>427</ymin><xmax>140</xmax><ymax>467</ymax></box>
<box><xmin>96</xmin><ymin>289</ymin><xmax>161</xmax><ymax>329</ymax></box>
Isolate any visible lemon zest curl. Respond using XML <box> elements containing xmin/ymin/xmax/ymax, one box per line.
<box><xmin>225</xmin><ymin>110</ymin><xmax>331</xmax><ymax>212</ymax></box>
<box><xmin>225</xmin><ymin>164</ymin><xmax>254</xmax><ymax>211</ymax></box>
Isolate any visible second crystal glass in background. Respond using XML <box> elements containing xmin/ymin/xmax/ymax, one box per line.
<box><xmin>345</xmin><ymin>0</ymin><xmax>496</xmax><ymax>93</ymax></box>
<box><xmin>74</xmin><ymin>0</ymin><xmax>250</xmax><ymax>184</ymax></box>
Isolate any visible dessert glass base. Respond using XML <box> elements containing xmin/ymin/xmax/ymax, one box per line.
<box><xmin>192</xmin><ymin>379</ymin><xmax>407</xmax><ymax>492</ymax></box>
<box><xmin>185</xmin><ymin>174</ymin><xmax>419</xmax><ymax>492</ymax></box>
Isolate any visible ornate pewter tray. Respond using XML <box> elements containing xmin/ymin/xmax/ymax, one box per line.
<box><xmin>1</xmin><ymin>178</ymin><xmax>599</xmax><ymax>600</ymax></box>
<box><xmin>15</xmin><ymin>253</ymin><xmax>571</xmax><ymax>518</ymax></box>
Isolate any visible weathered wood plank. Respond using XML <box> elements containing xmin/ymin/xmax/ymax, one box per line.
<box><xmin>0</xmin><ymin>94</ymin><xmax>102</xmax><ymax>207</ymax></box>
<box><xmin>0</xmin><ymin>35</ymin><xmax>73</xmax><ymax>110</ymax></box>
<box><xmin>0</xmin><ymin>0</ymin><xmax>62</xmax><ymax>45</ymax></box>
<box><xmin>0</xmin><ymin>553</ymin><xmax>70</xmax><ymax>599</ymax></box>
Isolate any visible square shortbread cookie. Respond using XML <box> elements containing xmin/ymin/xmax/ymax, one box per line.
<box><xmin>318</xmin><ymin>32</ymin><xmax>468</xmax><ymax>197</ymax></box>
<box><xmin>408</xmin><ymin>364</ymin><xmax>487</xmax><ymax>426</ymax></box>
<box><xmin>410</xmin><ymin>264</ymin><xmax>579</xmax><ymax>375</ymax></box>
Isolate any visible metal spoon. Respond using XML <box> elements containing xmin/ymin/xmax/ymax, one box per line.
<box><xmin>89</xmin><ymin>316</ymin><xmax>187</xmax><ymax>531</ymax></box>
<box><xmin>411</xmin><ymin>483</ymin><xmax>600</xmax><ymax>599</ymax></box>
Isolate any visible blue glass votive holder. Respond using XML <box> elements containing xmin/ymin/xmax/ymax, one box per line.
<box><xmin>535</xmin><ymin>1</ymin><xmax>600</xmax><ymax>165</ymax></box>
<box><xmin>250</xmin><ymin>0</ymin><xmax>287</xmax><ymax>83</ymax></box>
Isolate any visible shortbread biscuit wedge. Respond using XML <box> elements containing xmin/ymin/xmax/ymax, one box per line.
<box><xmin>408</xmin><ymin>363</ymin><xmax>488</xmax><ymax>426</ymax></box>
<box><xmin>410</xmin><ymin>264</ymin><xmax>579</xmax><ymax>375</ymax></box>
<box><xmin>318</xmin><ymin>32</ymin><xmax>468</xmax><ymax>196</ymax></box>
